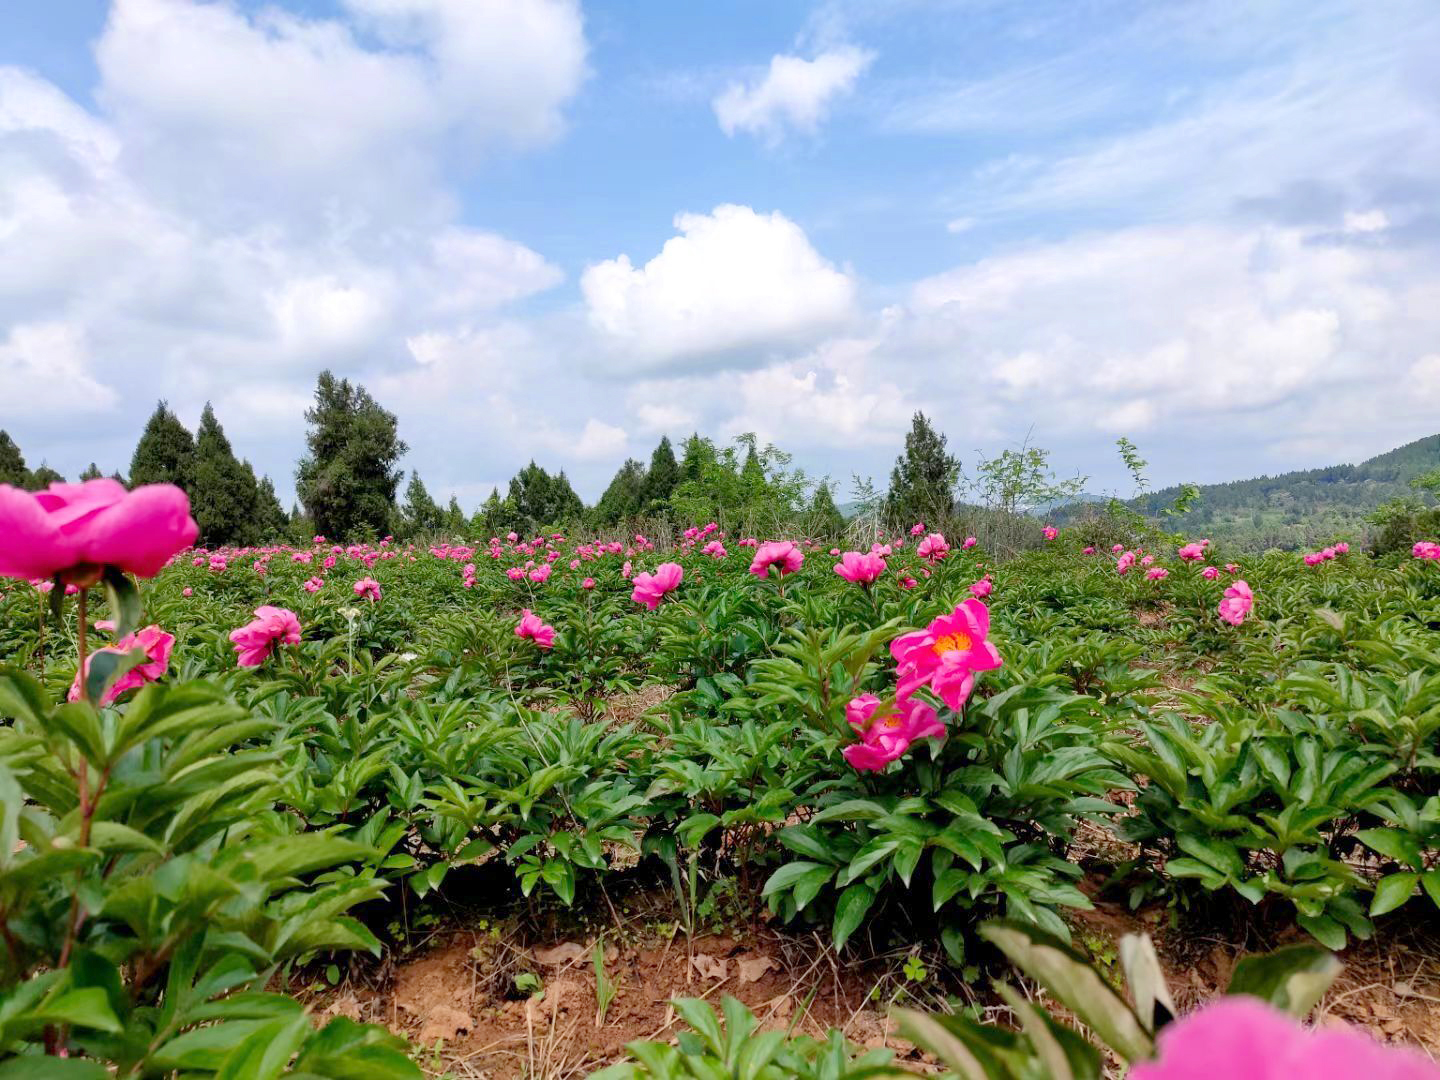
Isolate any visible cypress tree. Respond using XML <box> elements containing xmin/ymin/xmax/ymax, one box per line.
<box><xmin>252</xmin><ymin>473</ymin><xmax>290</xmax><ymax>540</ymax></box>
<box><xmin>402</xmin><ymin>471</ymin><xmax>444</xmax><ymax>535</ymax></box>
<box><xmin>884</xmin><ymin>412</ymin><xmax>961</xmax><ymax>528</ymax></box>
<box><xmin>295</xmin><ymin>371</ymin><xmax>408</xmax><ymax>539</ymax></box>
<box><xmin>594</xmin><ymin>458</ymin><xmax>647</xmax><ymax>524</ymax></box>
<box><xmin>191</xmin><ymin>403</ymin><xmax>261</xmax><ymax>545</ymax></box>
<box><xmin>130</xmin><ymin>401</ymin><xmax>196</xmax><ymax>492</ymax></box>
<box><xmin>0</xmin><ymin>431</ymin><xmax>26</xmax><ymax>487</ymax></box>
<box><xmin>639</xmin><ymin>436</ymin><xmax>680</xmax><ymax>513</ymax></box>
<box><xmin>809</xmin><ymin>481</ymin><xmax>847</xmax><ymax>538</ymax></box>
<box><xmin>79</xmin><ymin>463</ymin><xmax>103</xmax><ymax>481</ymax></box>
<box><xmin>444</xmin><ymin>495</ymin><xmax>466</xmax><ymax>534</ymax></box>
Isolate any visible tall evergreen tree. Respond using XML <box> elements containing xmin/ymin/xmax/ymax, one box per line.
<box><xmin>808</xmin><ymin>481</ymin><xmax>847</xmax><ymax>538</ymax></box>
<box><xmin>0</xmin><ymin>431</ymin><xmax>26</xmax><ymax>487</ymax></box>
<box><xmin>295</xmin><ymin>371</ymin><xmax>408</xmax><ymax>539</ymax></box>
<box><xmin>191</xmin><ymin>403</ymin><xmax>260</xmax><ymax>545</ymax></box>
<box><xmin>593</xmin><ymin>458</ymin><xmax>647</xmax><ymax>524</ymax></box>
<box><xmin>252</xmin><ymin>474</ymin><xmax>290</xmax><ymax>539</ymax></box>
<box><xmin>401</xmin><ymin>471</ymin><xmax>444</xmax><ymax>535</ymax></box>
<box><xmin>444</xmin><ymin>496</ymin><xmax>466</xmax><ymax>534</ymax></box>
<box><xmin>471</xmin><ymin>487</ymin><xmax>514</xmax><ymax>537</ymax></box>
<box><xmin>506</xmin><ymin>462</ymin><xmax>584</xmax><ymax>533</ymax></box>
<box><xmin>884</xmin><ymin>412</ymin><xmax>962</xmax><ymax>528</ymax></box>
<box><xmin>79</xmin><ymin>463</ymin><xmax>103</xmax><ymax>481</ymax></box>
<box><xmin>130</xmin><ymin>401</ymin><xmax>196</xmax><ymax>492</ymax></box>
<box><xmin>639</xmin><ymin>436</ymin><xmax>681</xmax><ymax>514</ymax></box>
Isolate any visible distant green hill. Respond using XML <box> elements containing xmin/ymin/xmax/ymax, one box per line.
<box><xmin>1058</xmin><ymin>433</ymin><xmax>1440</xmax><ymax>551</ymax></box>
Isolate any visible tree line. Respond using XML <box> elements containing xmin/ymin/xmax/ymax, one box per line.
<box><xmin>2</xmin><ymin>370</ymin><xmax>1002</xmax><ymax>544</ymax></box>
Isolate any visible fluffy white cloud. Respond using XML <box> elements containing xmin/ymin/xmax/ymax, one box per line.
<box><xmin>571</xmin><ymin>418</ymin><xmax>629</xmax><ymax>461</ymax></box>
<box><xmin>94</xmin><ymin>0</ymin><xmax>587</xmax><ymax>223</ymax></box>
<box><xmin>581</xmin><ymin>204</ymin><xmax>857</xmax><ymax>368</ymax></box>
<box><xmin>713</xmin><ymin>46</ymin><xmax>873</xmax><ymax>143</ymax></box>
<box><xmin>0</xmin><ymin>322</ymin><xmax>118</xmax><ymax>417</ymax></box>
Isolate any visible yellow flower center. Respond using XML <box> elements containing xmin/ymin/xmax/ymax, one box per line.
<box><xmin>933</xmin><ymin>632</ymin><xmax>972</xmax><ymax>656</ymax></box>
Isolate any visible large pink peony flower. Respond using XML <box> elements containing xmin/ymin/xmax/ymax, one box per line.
<box><xmin>917</xmin><ymin>533</ymin><xmax>950</xmax><ymax>562</ymax></box>
<box><xmin>890</xmin><ymin>598</ymin><xmax>1002</xmax><ymax>710</ymax></box>
<box><xmin>515</xmin><ymin>609</ymin><xmax>556</xmax><ymax>649</ymax></box>
<box><xmin>68</xmin><ymin>624</ymin><xmax>174</xmax><ymax>705</ymax></box>
<box><xmin>353</xmin><ymin>577</ymin><xmax>382</xmax><ymax>601</ymax></box>
<box><xmin>631</xmin><ymin>562</ymin><xmax>684</xmax><ymax>610</ymax></box>
<box><xmin>1129</xmin><ymin>997</ymin><xmax>1439</xmax><ymax>1080</ymax></box>
<box><xmin>834</xmin><ymin>551</ymin><xmax>887</xmax><ymax>584</ymax></box>
<box><xmin>749</xmin><ymin>541</ymin><xmax>804</xmax><ymax>579</ymax></box>
<box><xmin>0</xmin><ymin>478</ymin><xmax>198</xmax><ymax>582</ymax></box>
<box><xmin>842</xmin><ymin>695</ymin><xmax>946</xmax><ymax>772</ymax></box>
<box><xmin>229</xmin><ymin>606</ymin><xmax>302</xmax><ymax>667</ymax></box>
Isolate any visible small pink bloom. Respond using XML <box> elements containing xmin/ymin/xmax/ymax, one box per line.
<box><xmin>182</xmin><ymin>586</ymin><xmax>193</xmax><ymax>597</ymax></box>
<box><xmin>910</xmin><ymin>522</ymin><xmax>926</xmax><ymax>536</ymax></box>
<box><xmin>749</xmin><ymin>540</ymin><xmax>804</xmax><ymax>579</ymax></box>
<box><xmin>582</xmin><ymin>577</ymin><xmax>596</xmax><ymax>590</ymax></box>
<box><xmin>1082</xmin><ymin>546</ymin><xmax>1096</xmax><ymax>555</ymax></box>
<box><xmin>1334</xmin><ymin>541</ymin><xmax>1350</xmax><ymax>555</ymax></box>
<box><xmin>1177</xmin><ymin>542</ymin><xmax>1205</xmax><ymax>561</ymax></box>
<box><xmin>1141</xmin><ymin>554</ymin><xmax>1155</xmax><ymax>566</ymax></box>
<box><xmin>917</xmin><ymin>533</ymin><xmax>950</xmax><ymax>563</ymax></box>
<box><xmin>514</xmin><ymin>609</ymin><xmax>555</xmax><ymax>649</ymax></box>
<box><xmin>529</xmin><ymin>563</ymin><xmax>552</xmax><ymax>583</ymax></box>
<box><xmin>1218</xmin><ymin>579</ymin><xmax>1254</xmax><ymax>626</ymax></box>
<box><xmin>834</xmin><ymin>550</ymin><xmax>887</xmax><ymax>584</ymax></box>
<box><xmin>898</xmin><ymin>574</ymin><xmax>918</xmax><ymax>590</ymax></box>
<box><xmin>1116</xmin><ymin>551</ymin><xmax>1137</xmax><ymax>575</ymax></box>
<box><xmin>970</xmin><ymin>576</ymin><xmax>993</xmax><ymax>599</ymax></box>
<box><xmin>1146</xmin><ymin>567</ymin><xmax>1169</xmax><ymax>581</ymax></box>
<box><xmin>1042</xmin><ymin>525</ymin><xmax>1058</xmax><ymax>541</ymax></box>
<box><xmin>69</xmin><ymin>624</ymin><xmax>174</xmax><ymax>705</ymax></box>
<box><xmin>229</xmin><ymin>606</ymin><xmax>301</xmax><ymax>667</ymax></box>
<box><xmin>1112</xmin><ymin>543</ymin><xmax>1124</xmax><ymax>553</ymax></box>
<box><xmin>353</xmin><ymin>577</ymin><xmax>382</xmax><ymax>601</ymax></box>
<box><xmin>303</xmin><ymin>576</ymin><xmax>324</xmax><ymax>593</ymax></box>
<box><xmin>631</xmin><ymin>562</ymin><xmax>683</xmax><ymax>610</ymax></box>
<box><xmin>962</xmin><ymin>536</ymin><xmax>977</xmax><ymax>550</ymax></box>
<box><xmin>890</xmin><ymin>599</ymin><xmax>1002</xmax><ymax>710</ymax></box>
<box><xmin>1202</xmin><ymin>565</ymin><xmax>1220</xmax><ymax>580</ymax></box>
<box><xmin>842</xmin><ymin>695</ymin><xmax>946</xmax><ymax>772</ymax></box>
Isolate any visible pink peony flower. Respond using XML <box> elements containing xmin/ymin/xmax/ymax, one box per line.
<box><xmin>303</xmin><ymin>576</ymin><xmax>324</xmax><ymax>593</ymax></box>
<box><xmin>514</xmin><ymin>609</ymin><xmax>555</xmax><ymax>649</ymax></box>
<box><xmin>1334</xmin><ymin>541</ymin><xmax>1350</xmax><ymax>555</ymax></box>
<box><xmin>1083</xmin><ymin>546</ymin><xmax>1096</xmax><ymax>555</ymax></box>
<box><xmin>582</xmin><ymin>577</ymin><xmax>596</xmax><ymax>590</ymax></box>
<box><xmin>1128</xmin><ymin>996</ymin><xmax>1438</xmax><ymax>1080</ymax></box>
<box><xmin>1042</xmin><ymin>525</ymin><xmax>1058</xmax><ymax>541</ymax></box>
<box><xmin>631</xmin><ymin>562</ymin><xmax>684</xmax><ymax>610</ymax></box>
<box><xmin>890</xmin><ymin>599</ymin><xmax>1002</xmax><ymax>710</ymax></box>
<box><xmin>898</xmin><ymin>574</ymin><xmax>918</xmax><ymax>590</ymax></box>
<box><xmin>1178</xmin><ymin>543</ymin><xmax>1205</xmax><ymax>561</ymax></box>
<box><xmin>1112</xmin><ymin>543</ymin><xmax>1124</xmax><ymax>553</ymax></box>
<box><xmin>1202</xmin><ymin>565</ymin><xmax>1220</xmax><ymax>580</ymax></box>
<box><xmin>0</xmin><ymin>478</ymin><xmax>198</xmax><ymax>582</ymax></box>
<box><xmin>353</xmin><ymin>577</ymin><xmax>382</xmax><ymax>602</ymax></box>
<box><xmin>1414</xmin><ymin>542</ymin><xmax>1440</xmax><ymax>560</ymax></box>
<box><xmin>962</xmin><ymin>536</ymin><xmax>978</xmax><ymax>550</ymax></box>
<box><xmin>834</xmin><ymin>551</ymin><xmax>887</xmax><ymax>584</ymax></box>
<box><xmin>529</xmin><ymin>563</ymin><xmax>552</xmax><ymax>584</ymax></box>
<box><xmin>1218</xmin><ymin>579</ymin><xmax>1254</xmax><ymax>626</ymax></box>
<box><xmin>841</xmin><ymin>695</ymin><xmax>946</xmax><ymax>772</ymax></box>
<box><xmin>917</xmin><ymin>533</ymin><xmax>950</xmax><ymax>563</ymax></box>
<box><xmin>910</xmin><ymin>522</ymin><xmax>926</xmax><ymax>536</ymax></box>
<box><xmin>1146</xmin><ymin>567</ymin><xmax>1169</xmax><ymax>581</ymax></box>
<box><xmin>1117</xmin><ymin>551</ymin><xmax>1137</xmax><ymax>575</ymax></box>
<box><xmin>69</xmin><ymin>624</ymin><xmax>174</xmax><ymax>705</ymax></box>
<box><xmin>182</xmin><ymin>586</ymin><xmax>193</xmax><ymax>597</ymax></box>
<box><xmin>749</xmin><ymin>541</ymin><xmax>804</xmax><ymax>579</ymax></box>
<box><xmin>970</xmin><ymin>576</ymin><xmax>993</xmax><ymax>599</ymax></box>
<box><xmin>703</xmin><ymin>540</ymin><xmax>728</xmax><ymax>558</ymax></box>
<box><xmin>229</xmin><ymin>606</ymin><xmax>301</xmax><ymax>667</ymax></box>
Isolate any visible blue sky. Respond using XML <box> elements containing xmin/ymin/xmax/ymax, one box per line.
<box><xmin>1</xmin><ymin>0</ymin><xmax>1437</xmax><ymax>508</ymax></box>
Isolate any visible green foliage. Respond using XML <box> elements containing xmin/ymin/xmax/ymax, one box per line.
<box><xmin>191</xmin><ymin>404</ymin><xmax>262</xmax><ymax>546</ymax></box>
<box><xmin>594</xmin><ymin>458</ymin><xmax>649</xmax><ymax>525</ymax></box>
<box><xmin>506</xmin><ymin>462</ymin><xmax>585</xmax><ymax>534</ymax></box>
<box><xmin>401</xmin><ymin>471</ymin><xmax>445</xmax><ymax>536</ymax></box>
<box><xmin>129</xmin><ymin>401</ymin><xmax>196</xmax><ymax>493</ymax></box>
<box><xmin>884</xmin><ymin>412</ymin><xmax>961</xmax><ymax>528</ymax></box>
<box><xmin>295</xmin><ymin>371</ymin><xmax>408</xmax><ymax>540</ymax></box>
<box><xmin>640</xmin><ymin>436</ymin><xmax>682</xmax><ymax>515</ymax></box>
<box><xmin>0</xmin><ymin>431</ymin><xmax>25</xmax><ymax>487</ymax></box>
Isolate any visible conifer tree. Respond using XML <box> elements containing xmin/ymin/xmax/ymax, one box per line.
<box><xmin>808</xmin><ymin>481</ymin><xmax>847</xmax><ymax>538</ymax></box>
<box><xmin>79</xmin><ymin>463</ymin><xmax>103</xmax><ymax>481</ymax></box>
<box><xmin>884</xmin><ymin>412</ymin><xmax>961</xmax><ymax>528</ymax></box>
<box><xmin>253</xmin><ymin>474</ymin><xmax>290</xmax><ymax>539</ymax></box>
<box><xmin>191</xmin><ymin>403</ymin><xmax>260</xmax><ymax>545</ymax></box>
<box><xmin>639</xmin><ymin>436</ymin><xmax>680</xmax><ymax>514</ymax></box>
<box><xmin>402</xmin><ymin>471</ymin><xmax>444</xmax><ymax>535</ymax></box>
<box><xmin>594</xmin><ymin>458</ymin><xmax>647</xmax><ymax>524</ymax></box>
<box><xmin>130</xmin><ymin>401</ymin><xmax>196</xmax><ymax>492</ymax></box>
<box><xmin>295</xmin><ymin>371</ymin><xmax>407</xmax><ymax>539</ymax></box>
<box><xmin>24</xmin><ymin>465</ymin><xmax>64</xmax><ymax>491</ymax></box>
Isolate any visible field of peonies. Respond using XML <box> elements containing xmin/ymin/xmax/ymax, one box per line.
<box><xmin>3</xmin><ymin>478</ymin><xmax>1440</xmax><ymax>1076</ymax></box>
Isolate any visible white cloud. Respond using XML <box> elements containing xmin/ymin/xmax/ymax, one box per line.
<box><xmin>571</xmin><ymin>418</ymin><xmax>629</xmax><ymax>461</ymax></box>
<box><xmin>0</xmin><ymin>322</ymin><xmax>117</xmax><ymax>417</ymax></box>
<box><xmin>714</xmin><ymin>46</ymin><xmax>873</xmax><ymax>143</ymax></box>
<box><xmin>1343</xmin><ymin>209</ymin><xmax>1389</xmax><ymax>234</ymax></box>
<box><xmin>633</xmin><ymin>403</ymin><xmax>698</xmax><ymax>434</ymax></box>
<box><xmin>581</xmin><ymin>204</ymin><xmax>857</xmax><ymax>368</ymax></box>
<box><xmin>95</xmin><ymin>0</ymin><xmax>587</xmax><ymax>223</ymax></box>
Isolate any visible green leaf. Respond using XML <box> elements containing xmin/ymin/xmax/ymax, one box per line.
<box><xmin>832</xmin><ymin>884</ymin><xmax>876</xmax><ymax>951</ymax></box>
<box><xmin>0</xmin><ymin>666</ymin><xmax>52</xmax><ymax>727</ymax></box>
<box><xmin>1370</xmin><ymin>872</ymin><xmax>1419</xmax><ymax>918</ymax></box>
<box><xmin>1119</xmin><ymin>934</ymin><xmax>1175</xmax><ymax>1034</ymax></box>
<box><xmin>101</xmin><ymin>566</ymin><xmax>142</xmax><ymax>639</ymax></box>
<box><xmin>979</xmin><ymin>921</ymin><xmax>1153</xmax><ymax>1063</ymax></box>
<box><xmin>83</xmin><ymin>647</ymin><xmax>145</xmax><ymax>709</ymax></box>
<box><xmin>215</xmin><ymin>1013</ymin><xmax>310</xmax><ymax>1080</ymax></box>
<box><xmin>892</xmin><ymin>1008</ymin><xmax>1009</xmax><ymax>1080</ymax></box>
<box><xmin>1227</xmin><ymin>943</ymin><xmax>1341</xmax><ymax>1016</ymax></box>
<box><xmin>30</xmin><ymin>987</ymin><xmax>123</xmax><ymax>1033</ymax></box>
<box><xmin>1354</xmin><ymin>829</ymin><xmax>1424</xmax><ymax>871</ymax></box>
<box><xmin>0</xmin><ymin>1059</ymin><xmax>109</xmax><ymax>1079</ymax></box>
<box><xmin>1295</xmin><ymin>913</ymin><xmax>1346</xmax><ymax>951</ymax></box>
